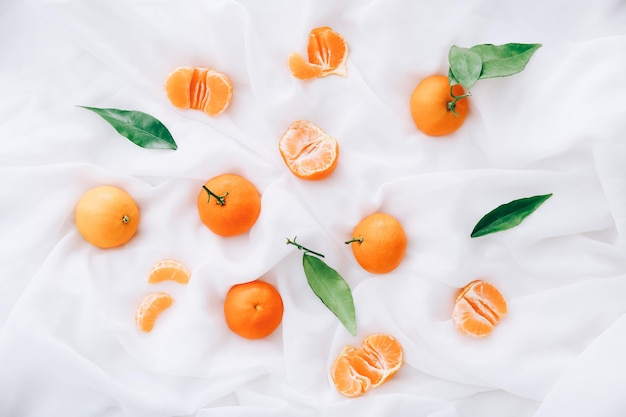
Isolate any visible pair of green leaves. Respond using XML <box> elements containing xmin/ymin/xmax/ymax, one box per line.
<box><xmin>287</xmin><ymin>238</ymin><xmax>357</xmax><ymax>336</ymax></box>
<box><xmin>448</xmin><ymin>43</ymin><xmax>542</xmax><ymax>90</ymax></box>
<box><xmin>79</xmin><ymin>106</ymin><xmax>178</xmax><ymax>150</ymax></box>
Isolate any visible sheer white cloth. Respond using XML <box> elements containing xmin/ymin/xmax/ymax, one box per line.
<box><xmin>2</xmin><ymin>0</ymin><xmax>626</xmax><ymax>415</ymax></box>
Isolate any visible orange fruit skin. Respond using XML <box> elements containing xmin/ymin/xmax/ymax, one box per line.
<box><xmin>348</xmin><ymin>212</ymin><xmax>407</xmax><ymax>274</ymax></box>
<box><xmin>165</xmin><ymin>67</ymin><xmax>233</xmax><ymax>116</ymax></box>
<box><xmin>452</xmin><ymin>280</ymin><xmax>508</xmax><ymax>338</ymax></box>
<box><xmin>75</xmin><ymin>185</ymin><xmax>140</xmax><ymax>249</ymax></box>
<box><xmin>409</xmin><ymin>75</ymin><xmax>469</xmax><ymax>137</ymax></box>
<box><xmin>223</xmin><ymin>280</ymin><xmax>284</xmax><ymax>340</ymax></box>
<box><xmin>288</xmin><ymin>26</ymin><xmax>348</xmax><ymax>79</ymax></box>
<box><xmin>330</xmin><ymin>334</ymin><xmax>403</xmax><ymax>397</ymax></box>
<box><xmin>197</xmin><ymin>174</ymin><xmax>261</xmax><ymax>237</ymax></box>
<box><xmin>135</xmin><ymin>292</ymin><xmax>174</xmax><ymax>333</ymax></box>
<box><xmin>278</xmin><ymin>120</ymin><xmax>339</xmax><ymax>181</ymax></box>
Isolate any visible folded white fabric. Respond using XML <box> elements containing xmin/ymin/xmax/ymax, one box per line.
<box><xmin>2</xmin><ymin>0</ymin><xmax>626</xmax><ymax>416</ymax></box>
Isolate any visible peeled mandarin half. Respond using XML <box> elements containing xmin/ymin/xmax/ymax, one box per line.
<box><xmin>165</xmin><ymin>67</ymin><xmax>233</xmax><ymax>116</ymax></box>
<box><xmin>288</xmin><ymin>26</ymin><xmax>348</xmax><ymax>79</ymax></box>
<box><xmin>135</xmin><ymin>292</ymin><xmax>174</xmax><ymax>333</ymax></box>
<box><xmin>147</xmin><ymin>258</ymin><xmax>191</xmax><ymax>284</ymax></box>
<box><xmin>452</xmin><ymin>280</ymin><xmax>507</xmax><ymax>337</ymax></box>
<box><xmin>278</xmin><ymin>120</ymin><xmax>339</xmax><ymax>180</ymax></box>
<box><xmin>330</xmin><ymin>334</ymin><xmax>403</xmax><ymax>397</ymax></box>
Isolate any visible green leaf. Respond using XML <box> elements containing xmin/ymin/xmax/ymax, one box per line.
<box><xmin>470</xmin><ymin>43</ymin><xmax>542</xmax><ymax>80</ymax></box>
<box><xmin>302</xmin><ymin>253</ymin><xmax>356</xmax><ymax>336</ymax></box>
<box><xmin>79</xmin><ymin>106</ymin><xmax>177</xmax><ymax>150</ymax></box>
<box><xmin>448</xmin><ymin>45</ymin><xmax>483</xmax><ymax>89</ymax></box>
<box><xmin>471</xmin><ymin>193</ymin><xmax>552</xmax><ymax>238</ymax></box>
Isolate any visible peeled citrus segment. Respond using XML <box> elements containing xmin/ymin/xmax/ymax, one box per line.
<box><xmin>307</xmin><ymin>26</ymin><xmax>348</xmax><ymax>76</ymax></box>
<box><xmin>330</xmin><ymin>334</ymin><xmax>403</xmax><ymax>397</ymax></box>
<box><xmin>278</xmin><ymin>120</ymin><xmax>339</xmax><ymax>181</ymax></box>
<box><xmin>147</xmin><ymin>259</ymin><xmax>191</xmax><ymax>284</ymax></box>
<box><xmin>165</xmin><ymin>67</ymin><xmax>233</xmax><ymax>116</ymax></box>
<box><xmin>452</xmin><ymin>280</ymin><xmax>507</xmax><ymax>338</ymax></box>
<box><xmin>288</xmin><ymin>26</ymin><xmax>348</xmax><ymax>79</ymax></box>
<box><xmin>135</xmin><ymin>292</ymin><xmax>174</xmax><ymax>333</ymax></box>
<box><xmin>287</xmin><ymin>52</ymin><xmax>324</xmax><ymax>80</ymax></box>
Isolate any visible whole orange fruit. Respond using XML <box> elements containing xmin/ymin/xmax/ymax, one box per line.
<box><xmin>197</xmin><ymin>174</ymin><xmax>261</xmax><ymax>237</ymax></box>
<box><xmin>346</xmin><ymin>212</ymin><xmax>407</xmax><ymax>274</ymax></box>
<box><xmin>409</xmin><ymin>74</ymin><xmax>469</xmax><ymax>136</ymax></box>
<box><xmin>75</xmin><ymin>185</ymin><xmax>140</xmax><ymax>248</ymax></box>
<box><xmin>223</xmin><ymin>280</ymin><xmax>284</xmax><ymax>339</ymax></box>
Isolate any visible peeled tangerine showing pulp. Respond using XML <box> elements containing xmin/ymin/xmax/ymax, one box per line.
<box><xmin>288</xmin><ymin>26</ymin><xmax>348</xmax><ymax>80</ymax></box>
<box><xmin>147</xmin><ymin>258</ymin><xmax>191</xmax><ymax>284</ymax></box>
<box><xmin>135</xmin><ymin>292</ymin><xmax>174</xmax><ymax>333</ymax></box>
<box><xmin>278</xmin><ymin>120</ymin><xmax>339</xmax><ymax>181</ymax></box>
<box><xmin>452</xmin><ymin>280</ymin><xmax>507</xmax><ymax>338</ymax></box>
<box><xmin>165</xmin><ymin>67</ymin><xmax>233</xmax><ymax>116</ymax></box>
<box><xmin>330</xmin><ymin>334</ymin><xmax>403</xmax><ymax>397</ymax></box>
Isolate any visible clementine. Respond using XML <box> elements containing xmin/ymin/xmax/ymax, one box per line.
<box><xmin>278</xmin><ymin>120</ymin><xmax>339</xmax><ymax>180</ymax></box>
<box><xmin>346</xmin><ymin>212</ymin><xmax>407</xmax><ymax>274</ymax></box>
<box><xmin>330</xmin><ymin>334</ymin><xmax>403</xmax><ymax>397</ymax></box>
<box><xmin>452</xmin><ymin>280</ymin><xmax>507</xmax><ymax>337</ymax></box>
<box><xmin>223</xmin><ymin>280</ymin><xmax>284</xmax><ymax>339</ymax></box>
<box><xmin>75</xmin><ymin>185</ymin><xmax>140</xmax><ymax>249</ymax></box>
<box><xmin>197</xmin><ymin>174</ymin><xmax>261</xmax><ymax>237</ymax></box>
<box><xmin>165</xmin><ymin>66</ymin><xmax>233</xmax><ymax>116</ymax></box>
<box><xmin>409</xmin><ymin>74</ymin><xmax>469</xmax><ymax>136</ymax></box>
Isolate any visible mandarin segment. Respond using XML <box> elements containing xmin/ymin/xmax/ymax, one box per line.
<box><xmin>197</xmin><ymin>173</ymin><xmax>261</xmax><ymax>237</ymax></box>
<box><xmin>346</xmin><ymin>212</ymin><xmax>407</xmax><ymax>274</ymax></box>
<box><xmin>409</xmin><ymin>74</ymin><xmax>469</xmax><ymax>136</ymax></box>
<box><xmin>330</xmin><ymin>334</ymin><xmax>403</xmax><ymax>397</ymax></box>
<box><xmin>278</xmin><ymin>120</ymin><xmax>339</xmax><ymax>180</ymax></box>
<box><xmin>223</xmin><ymin>280</ymin><xmax>284</xmax><ymax>339</ymax></box>
<box><xmin>147</xmin><ymin>258</ymin><xmax>191</xmax><ymax>284</ymax></box>
<box><xmin>288</xmin><ymin>26</ymin><xmax>348</xmax><ymax>79</ymax></box>
<box><xmin>135</xmin><ymin>292</ymin><xmax>174</xmax><ymax>333</ymax></box>
<box><xmin>75</xmin><ymin>185</ymin><xmax>140</xmax><ymax>249</ymax></box>
<box><xmin>165</xmin><ymin>67</ymin><xmax>233</xmax><ymax>116</ymax></box>
<box><xmin>452</xmin><ymin>280</ymin><xmax>508</xmax><ymax>337</ymax></box>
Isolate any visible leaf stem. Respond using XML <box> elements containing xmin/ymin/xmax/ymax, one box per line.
<box><xmin>447</xmin><ymin>86</ymin><xmax>471</xmax><ymax>117</ymax></box>
<box><xmin>202</xmin><ymin>185</ymin><xmax>228</xmax><ymax>206</ymax></box>
<box><xmin>286</xmin><ymin>236</ymin><xmax>325</xmax><ymax>258</ymax></box>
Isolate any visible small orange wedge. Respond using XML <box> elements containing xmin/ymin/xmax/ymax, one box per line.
<box><xmin>147</xmin><ymin>258</ymin><xmax>191</xmax><ymax>284</ymax></box>
<box><xmin>278</xmin><ymin>120</ymin><xmax>339</xmax><ymax>180</ymax></box>
<box><xmin>135</xmin><ymin>292</ymin><xmax>174</xmax><ymax>333</ymax></box>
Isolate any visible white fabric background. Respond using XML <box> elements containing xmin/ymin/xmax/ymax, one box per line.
<box><xmin>2</xmin><ymin>0</ymin><xmax>626</xmax><ymax>416</ymax></box>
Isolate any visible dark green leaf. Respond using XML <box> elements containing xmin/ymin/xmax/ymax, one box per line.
<box><xmin>448</xmin><ymin>45</ymin><xmax>483</xmax><ymax>89</ymax></box>
<box><xmin>470</xmin><ymin>43</ymin><xmax>542</xmax><ymax>80</ymax></box>
<box><xmin>79</xmin><ymin>106</ymin><xmax>177</xmax><ymax>150</ymax></box>
<box><xmin>471</xmin><ymin>193</ymin><xmax>552</xmax><ymax>238</ymax></box>
<box><xmin>302</xmin><ymin>253</ymin><xmax>356</xmax><ymax>336</ymax></box>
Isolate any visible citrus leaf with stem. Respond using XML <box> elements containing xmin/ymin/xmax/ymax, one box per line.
<box><xmin>471</xmin><ymin>193</ymin><xmax>552</xmax><ymax>238</ymax></box>
<box><xmin>78</xmin><ymin>106</ymin><xmax>177</xmax><ymax>150</ymax></box>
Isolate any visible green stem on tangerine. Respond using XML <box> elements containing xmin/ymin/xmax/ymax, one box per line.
<box><xmin>122</xmin><ymin>215</ymin><xmax>130</xmax><ymax>224</ymax></box>
<box><xmin>286</xmin><ymin>236</ymin><xmax>325</xmax><ymax>258</ymax></box>
<box><xmin>447</xmin><ymin>86</ymin><xmax>472</xmax><ymax>117</ymax></box>
<box><xmin>344</xmin><ymin>237</ymin><xmax>363</xmax><ymax>245</ymax></box>
<box><xmin>202</xmin><ymin>185</ymin><xmax>228</xmax><ymax>206</ymax></box>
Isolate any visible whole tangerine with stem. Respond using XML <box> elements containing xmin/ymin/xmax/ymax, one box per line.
<box><xmin>346</xmin><ymin>212</ymin><xmax>407</xmax><ymax>274</ymax></box>
<box><xmin>223</xmin><ymin>280</ymin><xmax>284</xmax><ymax>339</ymax></box>
<box><xmin>75</xmin><ymin>185</ymin><xmax>140</xmax><ymax>249</ymax></box>
<box><xmin>409</xmin><ymin>74</ymin><xmax>469</xmax><ymax>136</ymax></box>
<box><xmin>197</xmin><ymin>174</ymin><xmax>261</xmax><ymax>237</ymax></box>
